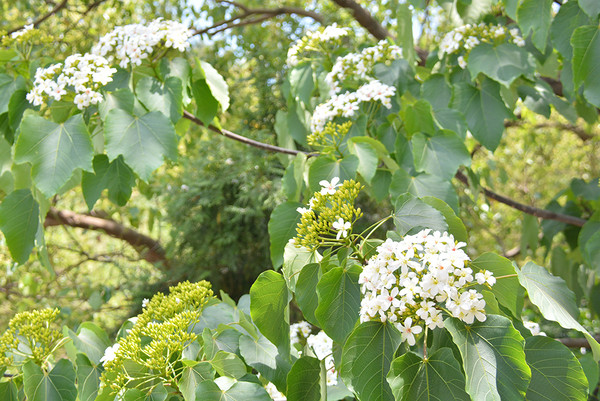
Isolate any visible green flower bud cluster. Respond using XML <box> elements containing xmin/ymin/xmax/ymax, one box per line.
<box><xmin>1</xmin><ymin>24</ymin><xmax>52</xmax><ymax>47</ymax></box>
<box><xmin>294</xmin><ymin>179</ymin><xmax>363</xmax><ymax>250</ymax></box>
<box><xmin>100</xmin><ymin>280</ymin><xmax>213</xmax><ymax>394</ymax></box>
<box><xmin>0</xmin><ymin>308</ymin><xmax>62</xmax><ymax>367</ymax></box>
<box><xmin>307</xmin><ymin>121</ymin><xmax>353</xmax><ymax>155</ymax></box>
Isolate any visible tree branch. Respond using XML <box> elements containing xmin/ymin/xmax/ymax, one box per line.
<box><xmin>182</xmin><ymin>111</ymin><xmax>307</xmax><ymax>156</ymax></box>
<box><xmin>194</xmin><ymin>4</ymin><xmax>323</xmax><ymax>37</ymax></box>
<box><xmin>454</xmin><ymin>171</ymin><xmax>587</xmax><ymax>227</ymax></box>
<box><xmin>182</xmin><ymin>111</ymin><xmax>587</xmax><ymax>228</ymax></box>
<box><xmin>557</xmin><ymin>336</ymin><xmax>598</xmax><ymax>349</ymax></box>
<box><xmin>44</xmin><ymin>208</ymin><xmax>170</xmax><ymax>268</ymax></box>
<box><xmin>7</xmin><ymin>0</ymin><xmax>69</xmax><ymax>35</ymax></box>
<box><xmin>330</xmin><ymin>0</ymin><xmax>390</xmax><ymax>40</ymax></box>
<box><xmin>505</xmin><ymin>119</ymin><xmax>594</xmax><ymax>141</ymax></box>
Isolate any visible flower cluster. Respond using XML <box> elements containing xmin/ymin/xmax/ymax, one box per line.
<box><xmin>307</xmin><ymin>121</ymin><xmax>353</xmax><ymax>154</ymax></box>
<box><xmin>287</xmin><ymin>24</ymin><xmax>350</xmax><ymax>67</ymax></box>
<box><xmin>92</xmin><ymin>18</ymin><xmax>192</xmax><ymax>68</ymax></box>
<box><xmin>294</xmin><ymin>178</ymin><xmax>363</xmax><ymax>250</ymax></box>
<box><xmin>359</xmin><ymin>230</ymin><xmax>495</xmax><ymax>346</ymax></box>
<box><xmin>10</xmin><ymin>24</ymin><xmax>34</xmax><ymax>39</ymax></box>
<box><xmin>326</xmin><ymin>40</ymin><xmax>402</xmax><ymax>95</ymax></box>
<box><xmin>310</xmin><ymin>80</ymin><xmax>395</xmax><ymax>133</ymax></box>
<box><xmin>290</xmin><ymin>322</ymin><xmax>338</xmax><ymax>386</ymax></box>
<box><xmin>0</xmin><ymin>308</ymin><xmax>62</xmax><ymax>366</ymax></box>
<box><xmin>27</xmin><ymin>53</ymin><xmax>117</xmax><ymax>109</ymax></box>
<box><xmin>100</xmin><ymin>281</ymin><xmax>213</xmax><ymax>394</ymax></box>
<box><xmin>439</xmin><ymin>24</ymin><xmax>526</xmax><ymax>68</ymax></box>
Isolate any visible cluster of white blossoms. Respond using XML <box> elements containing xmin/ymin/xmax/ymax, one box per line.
<box><xmin>439</xmin><ymin>23</ymin><xmax>526</xmax><ymax>68</ymax></box>
<box><xmin>287</xmin><ymin>24</ymin><xmax>350</xmax><ymax>67</ymax></box>
<box><xmin>325</xmin><ymin>40</ymin><xmax>402</xmax><ymax>95</ymax></box>
<box><xmin>92</xmin><ymin>18</ymin><xmax>192</xmax><ymax>68</ymax></box>
<box><xmin>310</xmin><ymin>80</ymin><xmax>395</xmax><ymax>133</ymax></box>
<box><xmin>27</xmin><ymin>53</ymin><xmax>117</xmax><ymax>109</ymax></box>
<box><xmin>290</xmin><ymin>322</ymin><xmax>338</xmax><ymax>386</ymax></box>
<box><xmin>359</xmin><ymin>229</ymin><xmax>495</xmax><ymax>346</ymax></box>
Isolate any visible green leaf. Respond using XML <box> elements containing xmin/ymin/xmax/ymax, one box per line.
<box><xmin>551</xmin><ymin>1</ymin><xmax>590</xmax><ymax>60</ymax></box>
<box><xmin>192</xmin><ymin>79</ymin><xmax>218</xmax><ymax>125</ymax></box>
<box><xmin>75</xmin><ymin>353</ymin><xmax>102</xmax><ymax>401</ymax></box>
<box><xmin>572</xmin><ymin>26</ymin><xmax>600</xmax><ymax>108</ymax></box>
<box><xmin>432</xmin><ymin>108</ymin><xmax>468</xmax><ymax>139</ymax></box>
<box><xmin>421</xmin><ymin>74</ymin><xmax>451</xmax><ymax>111</ymax></box>
<box><xmin>445</xmin><ymin>315</ymin><xmax>531</xmax><ymax>401</ymax></box>
<box><xmin>210</xmin><ymin>351</ymin><xmax>247</xmax><ymax>379</ymax></box>
<box><xmin>580</xmin><ymin>0</ymin><xmax>600</xmax><ymax>19</ymax></box>
<box><xmin>0</xmin><ymin>74</ymin><xmax>25</xmax><ymax>114</ymax></box>
<box><xmin>390</xmin><ymin>169</ymin><xmax>459</xmax><ymax>212</ymax></box>
<box><xmin>521</xmin><ymin>213</ymin><xmax>539</xmax><ymax>253</ymax></box>
<box><xmin>68</xmin><ymin>322</ymin><xmax>111</xmax><ymax>365</ymax></box>
<box><xmin>517</xmin><ymin>261</ymin><xmax>600</xmax><ymax>360</ymax></box>
<box><xmin>347</xmin><ymin>138</ymin><xmax>378</xmax><ymax>183</ymax></box>
<box><xmin>467</xmin><ymin>43</ymin><xmax>535</xmax><ymax>87</ymax></box>
<box><xmin>200</xmin><ymin>60</ymin><xmax>229</xmax><ymax>111</ymax></box>
<box><xmin>0</xmin><ymin>188</ymin><xmax>39</xmax><ymax>264</ymax></box>
<box><xmin>402</xmin><ymin>100</ymin><xmax>435</xmax><ymax>136</ymax></box>
<box><xmin>396</xmin><ymin>4</ymin><xmax>416</xmax><ymax>66</ymax></box>
<box><xmin>392</xmin><ymin>193</ymin><xmax>448</xmax><ymax>236</ymax></box>
<box><xmin>387</xmin><ymin>348</ymin><xmax>470</xmax><ymax>401</ymax></box>
<box><xmin>421</xmin><ymin>196</ymin><xmax>468</xmax><ymax>242</ymax></box>
<box><xmin>412</xmin><ymin>130</ymin><xmax>470</xmax><ymax>180</ymax></box>
<box><xmin>81</xmin><ymin>154</ymin><xmax>135</xmax><ymax>209</ymax></box>
<box><xmin>268</xmin><ymin>202</ymin><xmax>303</xmax><ymax>269</ymax></box>
<box><xmin>315</xmin><ymin>264</ymin><xmax>361</xmax><ymax>344</ymax></box>
<box><xmin>239</xmin><ymin>333</ymin><xmax>289</xmax><ymax>389</ymax></box>
<box><xmin>99</xmin><ymin>89</ymin><xmax>135</xmax><ymax>120</ymax></box>
<box><xmin>287</xmin><ymin>356</ymin><xmax>322</xmax><ymax>401</ymax></box>
<box><xmin>283</xmin><ymin>242</ymin><xmax>321</xmax><ymax>291</ymax></box>
<box><xmin>179</xmin><ymin>361</ymin><xmax>215</xmax><ymax>401</ymax></box>
<box><xmin>296</xmin><ymin>263</ymin><xmax>322</xmax><ymax>326</ymax></box>
<box><xmin>23</xmin><ymin>359</ymin><xmax>77</xmax><ymax>401</ymax></box>
<box><xmin>517</xmin><ymin>0</ymin><xmax>553</xmax><ymax>51</ymax></box>
<box><xmin>308</xmin><ymin>155</ymin><xmax>359</xmax><ymax>193</ymax></box>
<box><xmin>0</xmin><ymin>381</ymin><xmax>18</xmax><ymax>401</ymax></box>
<box><xmin>14</xmin><ymin>113</ymin><xmax>93</xmax><ymax>197</ymax></box>
<box><xmin>104</xmin><ymin>109</ymin><xmax>177</xmax><ymax>181</ymax></box>
<box><xmin>289</xmin><ymin>64</ymin><xmax>314</xmax><ymax>106</ymax></box>
<box><xmin>136</xmin><ymin>76</ymin><xmax>183</xmax><ymax>124</ymax></box>
<box><xmin>340</xmin><ymin>322</ymin><xmax>402</xmax><ymax>401</ymax></box>
<box><xmin>250</xmin><ymin>270</ymin><xmax>290</xmax><ymax>350</ymax></box>
<box><xmin>470</xmin><ymin>253</ymin><xmax>522</xmax><ymax>318</ymax></box>
<box><xmin>451</xmin><ymin>79</ymin><xmax>512</xmax><ymax>151</ymax></box>
<box><xmin>579</xmin><ymin>353</ymin><xmax>599</xmax><ymax>394</ymax></box>
<box><xmin>524</xmin><ymin>336</ymin><xmax>589</xmax><ymax>401</ymax></box>
<box><xmin>9</xmin><ymin>89</ymin><xmax>30</xmax><ymax>131</ymax></box>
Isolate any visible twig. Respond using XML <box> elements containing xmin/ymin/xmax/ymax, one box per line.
<box><xmin>7</xmin><ymin>0</ymin><xmax>69</xmax><ymax>35</ymax></box>
<box><xmin>455</xmin><ymin>171</ymin><xmax>587</xmax><ymax>227</ymax></box>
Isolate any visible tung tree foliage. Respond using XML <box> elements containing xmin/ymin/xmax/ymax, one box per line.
<box><xmin>1</xmin><ymin>0</ymin><xmax>600</xmax><ymax>400</ymax></box>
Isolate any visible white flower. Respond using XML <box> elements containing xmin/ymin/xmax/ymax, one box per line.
<box><xmin>457</xmin><ymin>55</ymin><xmax>467</xmax><ymax>69</ymax></box>
<box><xmin>286</xmin><ymin>24</ymin><xmax>350</xmax><ymax>67</ymax></box>
<box><xmin>332</xmin><ymin>218</ymin><xmax>351</xmax><ymax>240</ymax></box>
<box><xmin>319</xmin><ymin>177</ymin><xmax>340</xmax><ymax>195</ymax></box>
<box><xmin>142</xmin><ymin>298</ymin><xmax>149</xmax><ymax>307</ymax></box>
<box><xmin>475</xmin><ymin>270</ymin><xmax>496</xmax><ymax>286</ymax></box>
<box><xmin>100</xmin><ymin>343</ymin><xmax>120</xmax><ymax>365</ymax></box>
<box><xmin>397</xmin><ymin>317</ymin><xmax>422</xmax><ymax>346</ymax></box>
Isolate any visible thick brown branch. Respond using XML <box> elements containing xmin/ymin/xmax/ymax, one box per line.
<box><xmin>455</xmin><ymin>171</ymin><xmax>587</xmax><ymax>227</ymax></box>
<box><xmin>558</xmin><ymin>337</ymin><xmax>599</xmax><ymax>349</ymax></box>
<box><xmin>330</xmin><ymin>0</ymin><xmax>390</xmax><ymax>40</ymax></box>
<box><xmin>7</xmin><ymin>0</ymin><xmax>69</xmax><ymax>35</ymax></box>
<box><xmin>44</xmin><ymin>208</ymin><xmax>170</xmax><ymax>268</ymax></box>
